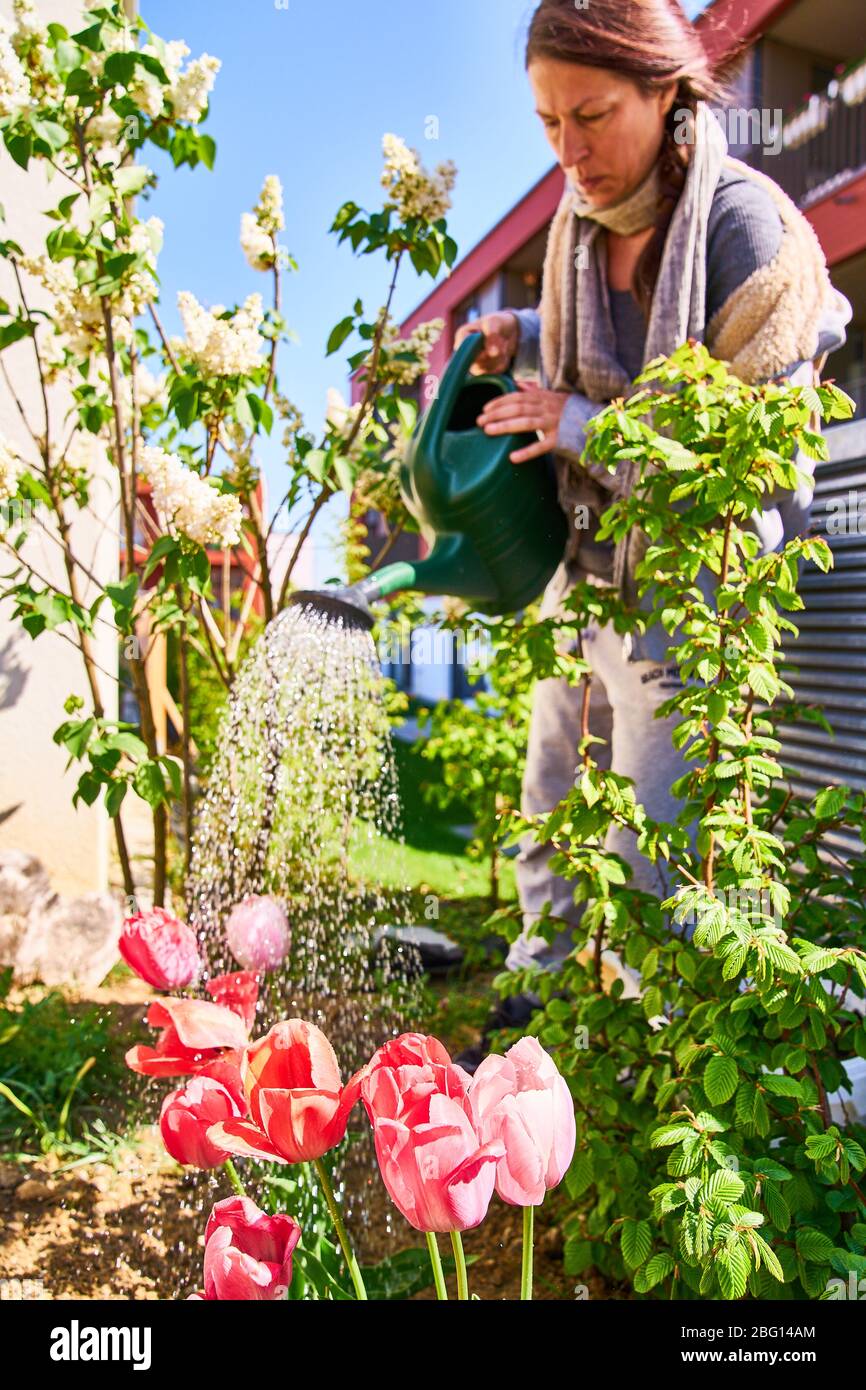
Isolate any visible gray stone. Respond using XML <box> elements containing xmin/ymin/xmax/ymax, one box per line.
<box><xmin>374</xmin><ymin>924</ymin><xmax>464</xmax><ymax>974</ymax></box>
<box><xmin>0</xmin><ymin>850</ymin><xmax>55</xmax><ymax>917</ymax></box>
<box><xmin>0</xmin><ymin>851</ymin><xmax>121</xmax><ymax>990</ymax></box>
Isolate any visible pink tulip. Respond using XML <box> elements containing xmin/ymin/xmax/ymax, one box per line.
<box><xmin>373</xmin><ymin>1088</ymin><xmax>504</xmax><ymax>1233</ymax></box>
<box><xmin>209</xmin><ymin>1019</ymin><xmax>360</xmax><ymax>1165</ymax></box>
<box><xmin>125</xmin><ymin>996</ymin><xmax>250</xmax><ymax>1078</ymax></box>
<box><xmin>225</xmin><ymin>895</ymin><xmax>290</xmax><ymax>974</ymax></box>
<box><xmin>354</xmin><ymin>1038</ymin><xmax>501</xmax><ymax>1233</ymax></box>
<box><xmin>469</xmin><ymin>1036</ymin><xmax>576</xmax><ymax>1207</ymax></box>
<box><xmin>350</xmin><ymin>1031</ymin><xmax>453</xmax><ymax>1109</ymax></box>
<box><xmin>356</xmin><ymin>1033</ymin><xmax>474</xmax><ymax>1128</ymax></box>
<box><xmin>119</xmin><ymin>906</ymin><xmax>201</xmax><ymax>990</ymax></box>
<box><xmin>160</xmin><ymin>1056</ymin><xmax>248</xmax><ymax>1169</ymax></box>
<box><xmin>191</xmin><ymin>1197</ymin><xmax>301</xmax><ymax>1300</ymax></box>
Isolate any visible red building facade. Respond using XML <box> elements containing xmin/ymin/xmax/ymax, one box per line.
<box><xmin>395</xmin><ymin>0</ymin><xmax>866</xmax><ymax>405</ymax></box>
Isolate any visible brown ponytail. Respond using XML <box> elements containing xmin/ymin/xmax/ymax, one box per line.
<box><xmin>525</xmin><ymin>0</ymin><xmax>734</xmax><ymax>316</ymax></box>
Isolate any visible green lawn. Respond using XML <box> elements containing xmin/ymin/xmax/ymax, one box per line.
<box><xmin>351</xmin><ymin>736</ymin><xmax>516</xmax><ymax>903</ymax></box>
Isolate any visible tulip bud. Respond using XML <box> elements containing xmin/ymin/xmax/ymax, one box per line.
<box><xmin>225</xmin><ymin>895</ymin><xmax>290</xmax><ymax>973</ymax></box>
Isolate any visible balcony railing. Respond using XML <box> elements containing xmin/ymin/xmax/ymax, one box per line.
<box><xmin>751</xmin><ymin>58</ymin><xmax>866</xmax><ymax>210</ymax></box>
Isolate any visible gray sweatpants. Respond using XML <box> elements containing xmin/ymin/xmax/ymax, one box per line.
<box><xmin>507</xmin><ymin>562</ymin><xmax>688</xmax><ymax>983</ymax></box>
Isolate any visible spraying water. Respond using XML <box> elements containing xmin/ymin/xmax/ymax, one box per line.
<box><xmin>186</xmin><ymin>598</ymin><xmax>422</xmax><ymax>1073</ymax></box>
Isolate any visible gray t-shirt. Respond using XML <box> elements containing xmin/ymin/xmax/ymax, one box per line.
<box><xmin>608</xmin><ymin>165</ymin><xmax>784</xmax><ymax>383</ymax></box>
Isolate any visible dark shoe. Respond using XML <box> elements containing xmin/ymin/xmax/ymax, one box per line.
<box><xmin>454</xmin><ymin>992</ymin><xmax>540</xmax><ymax>1075</ymax></box>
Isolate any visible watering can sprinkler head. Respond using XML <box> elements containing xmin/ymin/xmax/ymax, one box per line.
<box><xmin>285</xmin><ymin>583</ymin><xmax>377</xmax><ymax>632</ymax></box>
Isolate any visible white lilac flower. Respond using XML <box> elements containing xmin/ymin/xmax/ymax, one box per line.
<box><xmin>88</xmin><ymin>108</ymin><xmax>124</xmax><ymax>146</ymax></box>
<box><xmin>177</xmin><ymin>290</ymin><xmax>264</xmax><ymax>377</ymax></box>
<box><xmin>325</xmin><ymin>388</ymin><xmax>366</xmax><ymax>462</ymax></box>
<box><xmin>240</xmin><ymin>175</ymin><xmax>286</xmax><ymax>271</ymax></box>
<box><xmin>0</xmin><ymin>434</ymin><xmax>21</xmax><ymax>501</ymax></box>
<box><xmin>169</xmin><ymin>53</ymin><xmax>220</xmax><ymax>123</ymax></box>
<box><xmin>0</xmin><ymin>19</ymin><xmax>31</xmax><ymax>115</ymax></box>
<box><xmin>254</xmin><ymin>175</ymin><xmax>284</xmax><ymax>235</ymax></box>
<box><xmin>240</xmin><ymin>212</ymin><xmax>274</xmax><ymax>272</ymax></box>
<box><xmin>22</xmin><ymin>254</ymin><xmax>103</xmax><ymax>356</ymax></box>
<box><xmin>139</xmin><ymin>444</ymin><xmax>242</xmax><ymax>549</ymax></box>
<box><xmin>376</xmin><ymin>315</ymin><xmax>444</xmax><ymax>385</ymax></box>
<box><xmin>12</xmin><ymin>0</ymin><xmax>46</xmax><ymax>42</ymax></box>
<box><xmin>22</xmin><ymin>234</ymin><xmax>158</xmax><ymax>359</ymax></box>
<box><xmin>117</xmin><ymin>362</ymin><xmax>168</xmax><ymax>420</ymax></box>
<box><xmin>380</xmin><ymin>133</ymin><xmax>456</xmax><ymax>222</ymax></box>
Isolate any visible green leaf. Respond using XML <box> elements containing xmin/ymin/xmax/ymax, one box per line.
<box><xmin>704</xmin><ymin>1054</ymin><xmax>739</xmax><ymax>1105</ymax></box>
<box><xmin>114</xmin><ymin>164</ymin><xmax>151</xmax><ymax>197</ymax></box>
<box><xmin>326</xmin><ymin>315</ymin><xmax>357</xmax><ymax>356</ymax></box>
<box><xmin>716</xmin><ymin>1243</ymin><xmax>750</xmax><ymax>1299</ymax></box>
<box><xmin>105</xmin><ymin>779</ymin><xmax>127</xmax><ymax>817</ymax></box>
<box><xmin>132</xmin><ymin>758</ymin><xmax>167</xmax><ymax>808</ymax></box>
<box><xmin>701</xmin><ymin>1168</ymin><xmax>745</xmax><ymax>1203</ymax></box>
<box><xmin>813</xmin><ymin>785</ymin><xmax>847</xmax><ymax>819</ymax></box>
<box><xmin>621</xmin><ymin>1218</ymin><xmax>652</xmax><ymax>1270</ymax></box>
<box><xmin>761</xmin><ymin>1073</ymin><xmax>802</xmax><ymax>1098</ymax></box>
<box><xmin>641</xmin><ymin>1252</ymin><xmax>675</xmax><ymax>1290</ymax></box>
<box><xmin>795</xmin><ymin>1227</ymin><xmax>835</xmax><ymax>1263</ymax></box>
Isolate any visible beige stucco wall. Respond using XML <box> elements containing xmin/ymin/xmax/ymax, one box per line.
<box><xmin>0</xmin><ymin>0</ymin><xmax>120</xmax><ymax>895</ymax></box>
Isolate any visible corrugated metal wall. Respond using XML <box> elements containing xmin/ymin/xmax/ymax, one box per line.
<box><xmin>782</xmin><ymin>418</ymin><xmax>866</xmax><ymax>855</ymax></box>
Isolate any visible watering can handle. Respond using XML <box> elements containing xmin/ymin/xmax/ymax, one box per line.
<box><xmin>417</xmin><ymin>331</ymin><xmax>486</xmax><ymax>459</ymax></box>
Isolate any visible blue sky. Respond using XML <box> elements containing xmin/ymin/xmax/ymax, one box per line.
<box><xmin>143</xmin><ymin>0</ymin><xmax>709</xmax><ymax>560</ymax></box>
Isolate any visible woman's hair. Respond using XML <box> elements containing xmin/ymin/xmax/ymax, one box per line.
<box><xmin>526</xmin><ymin>0</ymin><xmax>733</xmax><ymax>314</ymax></box>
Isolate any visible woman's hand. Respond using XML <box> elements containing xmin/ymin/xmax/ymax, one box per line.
<box><xmin>477</xmin><ymin>381</ymin><xmax>571</xmax><ymax>463</ymax></box>
<box><xmin>454</xmin><ymin>312</ymin><xmax>520</xmax><ymax>375</ymax></box>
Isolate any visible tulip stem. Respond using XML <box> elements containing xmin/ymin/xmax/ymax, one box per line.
<box><xmin>426</xmin><ymin>1232</ymin><xmax>448</xmax><ymax>1301</ymax></box>
<box><xmin>450</xmin><ymin>1230</ymin><xmax>469</xmax><ymax>1301</ymax></box>
<box><xmin>521</xmin><ymin>1205</ymin><xmax>534</xmax><ymax>1301</ymax></box>
<box><xmin>313</xmin><ymin>1158</ymin><xmax>368</xmax><ymax>1301</ymax></box>
<box><xmin>224</xmin><ymin>1159</ymin><xmax>245</xmax><ymax>1197</ymax></box>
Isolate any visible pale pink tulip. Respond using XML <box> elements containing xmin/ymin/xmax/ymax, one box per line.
<box><xmin>469</xmin><ymin>1036</ymin><xmax>576</xmax><ymax>1206</ymax></box>
<box><xmin>225</xmin><ymin>895</ymin><xmax>290</xmax><ymax>974</ymax></box>
<box><xmin>120</xmin><ymin>906</ymin><xmax>200</xmax><ymax>990</ymax></box>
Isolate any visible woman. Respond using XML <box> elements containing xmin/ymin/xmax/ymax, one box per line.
<box><xmin>454</xmin><ymin>0</ymin><xmax>851</xmax><ymax>1072</ymax></box>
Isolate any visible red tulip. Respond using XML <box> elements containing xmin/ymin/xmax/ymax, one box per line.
<box><xmin>469</xmin><ymin>1036</ymin><xmax>576</xmax><ymax>1207</ymax></box>
<box><xmin>225</xmin><ymin>895</ymin><xmax>290</xmax><ymax>974</ymax></box>
<box><xmin>125</xmin><ymin>996</ymin><xmax>249</xmax><ymax>1078</ymax></box>
<box><xmin>208</xmin><ymin>1019</ymin><xmax>359</xmax><ymax>1164</ymax></box>
<box><xmin>205</xmin><ymin>970</ymin><xmax>259</xmax><ymax>1030</ymax></box>
<box><xmin>159</xmin><ymin>1056</ymin><xmax>248</xmax><ymax>1169</ymax></box>
<box><xmin>120</xmin><ymin>906</ymin><xmax>201</xmax><ymax>990</ymax></box>
<box><xmin>190</xmin><ymin>1197</ymin><xmax>301</xmax><ymax>1300</ymax></box>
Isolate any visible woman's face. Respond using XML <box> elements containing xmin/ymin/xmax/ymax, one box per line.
<box><xmin>528</xmin><ymin>59</ymin><xmax>678</xmax><ymax>209</ymax></box>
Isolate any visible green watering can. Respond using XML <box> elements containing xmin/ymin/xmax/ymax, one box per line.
<box><xmin>288</xmin><ymin>332</ymin><xmax>568</xmax><ymax>629</ymax></box>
